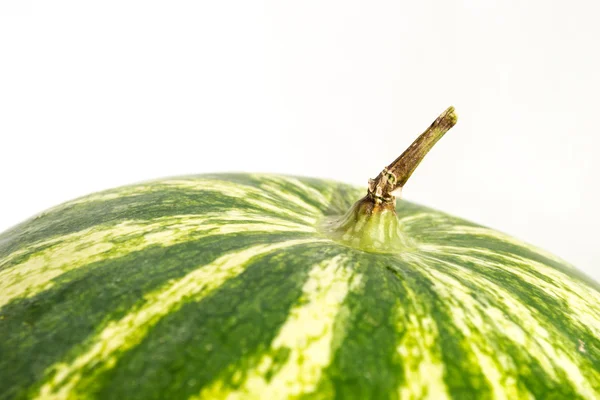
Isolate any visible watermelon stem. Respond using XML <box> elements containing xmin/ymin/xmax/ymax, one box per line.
<box><xmin>367</xmin><ymin>106</ymin><xmax>457</xmax><ymax>206</ymax></box>
<box><xmin>322</xmin><ymin>107</ymin><xmax>457</xmax><ymax>253</ymax></box>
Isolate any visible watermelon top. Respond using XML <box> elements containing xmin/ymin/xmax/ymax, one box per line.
<box><xmin>0</xmin><ymin>173</ymin><xmax>599</xmax><ymax>400</ymax></box>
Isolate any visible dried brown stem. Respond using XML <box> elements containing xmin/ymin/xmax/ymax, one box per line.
<box><xmin>367</xmin><ymin>106</ymin><xmax>458</xmax><ymax>204</ymax></box>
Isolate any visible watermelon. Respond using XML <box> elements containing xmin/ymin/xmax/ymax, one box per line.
<box><xmin>0</xmin><ymin>108</ymin><xmax>599</xmax><ymax>400</ymax></box>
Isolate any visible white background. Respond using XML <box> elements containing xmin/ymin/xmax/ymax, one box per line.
<box><xmin>1</xmin><ymin>1</ymin><xmax>598</xmax><ymax>281</ymax></box>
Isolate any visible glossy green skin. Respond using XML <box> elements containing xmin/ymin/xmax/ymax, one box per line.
<box><xmin>0</xmin><ymin>174</ymin><xmax>598</xmax><ymax>400</ymax></box>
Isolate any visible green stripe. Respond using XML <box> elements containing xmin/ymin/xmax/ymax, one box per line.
<box><xmin>313</xmin><ymin>252</ymin><xmax>409</xmax><ymax>400</ymax></box>
<box><xmin>420</xmin><ymin>224</ymin><xmax>599</xmax><ymax>292</ymax></box>
<box><xmin>436</xmin><ymin>247</ymin><xmax>600</xmax><ymax>344</ymax></box>
<box><xmin>0</xmin><ymin>213</ymin><xmax>314</xmax><ymax>308</ymax></box>
<box><xmin>197</xmin><ymin>253</ymin><xmax>360</xmax><ymax>399</ymax></box>
<box><xmin>0</xmin><ymin>232</ymin><xmax>314</xmax><ymax>400</ymax></box>
<box><xmin>200</xmin><ymin>173</ymin><xmax>361</xmax><ymax>215</ymax></box>
<box><xmin>403</xmin><ymin>253</ymin><xmax>494</xmax><ymax>399</ymax></box>
<box><xmin>0</xmin><ymin>175</ymin><xmax>326</xmax><ymax>258</ymax></box>
<box><xmin>82</xmin><ymin>242</ymin><xmax>345</xmax><ymax>400</ymax></box>
<box><xmin>412</xmin><ymin>251</ymin><xmax>597</xmax><ymax>399</ymax></box>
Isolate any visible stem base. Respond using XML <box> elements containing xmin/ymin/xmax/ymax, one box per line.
<box><xmin>321</xmin><ymin>196</ymin><xmax>416</xmax><ymax>253</ymax></box>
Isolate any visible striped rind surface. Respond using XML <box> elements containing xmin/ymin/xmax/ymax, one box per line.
<box><xmin>0</xmin><ymin>173</ymin><xmax>598</xmax><ymax>399</ymax></box>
